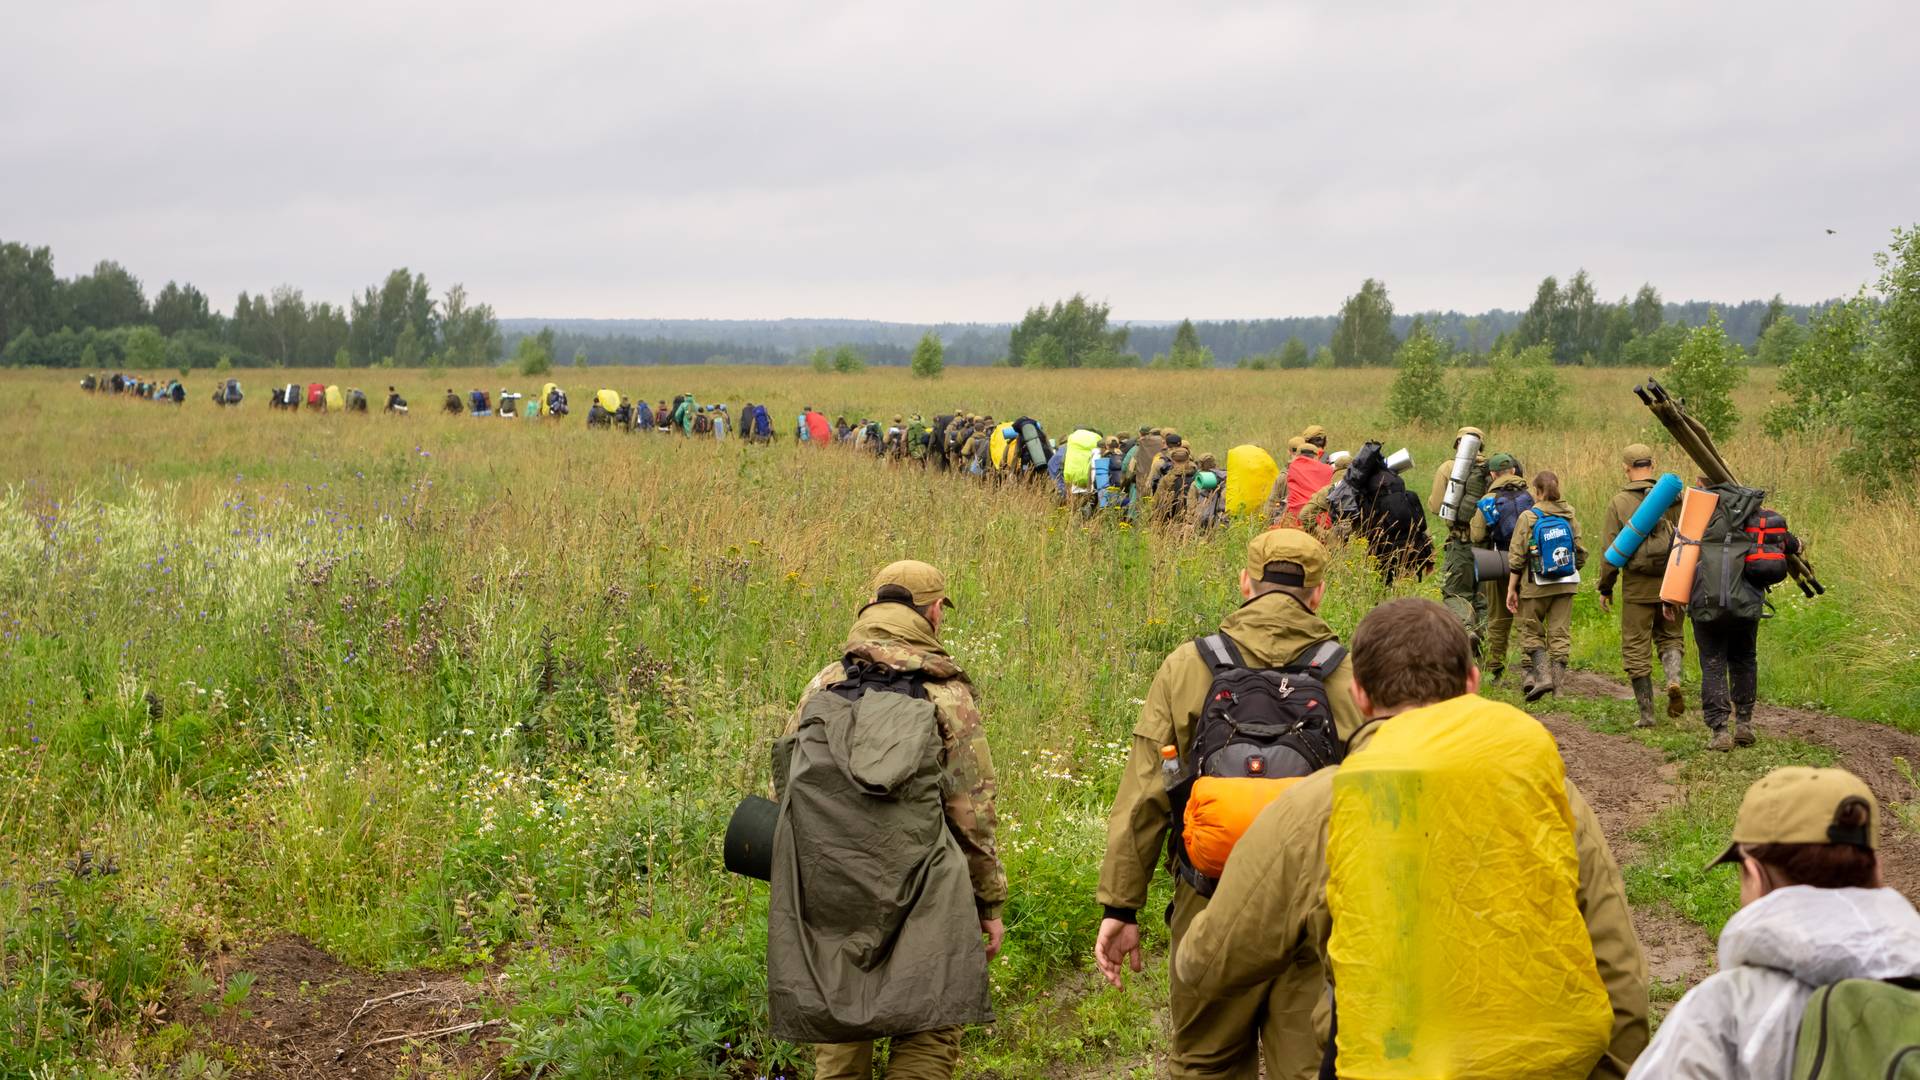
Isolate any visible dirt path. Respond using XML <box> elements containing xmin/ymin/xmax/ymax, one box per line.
<box><xmin>1750</xmin><ymin>702</ymin><xmax>1920</xmax><ymax>895</ymax></box>
<box><xmin>188</xmin><ymin>935</ymin><xmax>506</xmax><ymax>1078</ymax></box>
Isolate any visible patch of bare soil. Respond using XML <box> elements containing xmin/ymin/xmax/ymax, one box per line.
<box><xmin>1556</xmin><ymin>670</ymin><xmax>1634</xmax><ymax>701</ymax></box>
<box><xmin>190</xmin><ymin>935</ymin><xmax>507</xmax><ymax>1079</ymax></box>
<box><xmin>1750</xmin><ymin>703</ymin><xmax>1920</xmax><ymax>896</ymax></box>
<box><xmin>1538</xmin><ymin>715</ymin><xmax>1678</xmax><ymax>860</ymax></box>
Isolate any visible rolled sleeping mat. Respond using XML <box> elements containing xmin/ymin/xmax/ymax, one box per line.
<box><xmin>723</xmin><ymin>795</ymin><xmax>778</xmax><ymax>881</ymax></box>
<box><xmin>1384</xmin><ymin>447</ymin><xmax>1415</xmax><ymax>474</ymax></box>
<box><xmin>1659</xmin><ymin>487</ymin><xmax>1720</xmax><ymax>605</ymax></box>
<box><xmin>1440</xmin><ymin>434</ymin><xmax>1482</xmax><ymax>521</ymax></box>
<box><xmin>1604</xmin><ymin>472</ymin><xmax>1685</xmax><ymax>569</ymax></box>
<box><xmin>1472</xmin><ymin>546</ymin><xmax>1510</xmax><ymax>584</ymax></box>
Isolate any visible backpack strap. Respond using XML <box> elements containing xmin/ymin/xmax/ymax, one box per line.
<box><xmin>1287</xmin><ymin>638</ymin><xmax>1347</xmax><ymax>677</ymax></box>
<box><xmin>1195</xmin><ymin>633</ymin><xmax>1247</xmax><ymax>672</ymax></box>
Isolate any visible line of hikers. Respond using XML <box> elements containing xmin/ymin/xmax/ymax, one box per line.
<box><xmin>759</xmin><ymin>539</ymin><xmax>1916</xmax><ymax>1080</ymax></box>
<box><xmin>81</xmin><ymin>371</ymin><xmax>187</xmax><ymax>403</ymax></box>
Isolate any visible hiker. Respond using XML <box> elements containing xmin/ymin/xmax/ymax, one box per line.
<box><xmin>1298</xmin><ymin>424</ymin><xmax>1329</xmax><ymax>462</ymax></box>
<box><xmin>1685</xmin><ymin>482</ymin><xmax>1802</xmax><ymax>752</ymax></box>
<box><xmin>655</xmin><ymin>401</ymin><xmax>671</xmax><ymax>430</ymax></box>
<box><xmin>1185</xmin><ymin>467</ymin><xmax>1227</xmax><ymax>532</ymax></box>
<box><xmin>1345</xmin><ymin>442</ymin><xmax>1433</xmax><ymax>585</ymax></box>
<box><xmin>1505</xmin><ymin>470</ymin><xmax>1586</xmax><ymax>702</ymax></box>
<box><xmin>883</xmin><ymin>415</ymin><xmax>906</xmax><ymax>459</ymax></box>
<box><xmin>1129</xmin><ymin>427</ymin><xmax>1167</xmax><ymax>517</ymax></box>
<box><xmin>384</xmin><ymin>386</ymin><xmax>407</xmax><ymax>413</ymax></box>
<box><xmin>1097</xmin><ymin>530</ymin><xmax>1362</xmax><ymax>1079</ymax></box>
<box><xmin>1151</xmin><ymin>445</ymin><xmax>1199</xmax><ymax>526</ymax></box>
<box><xmin>1628</xmin><ymin>767</ymin><xmax>1920</xmax><ymax>1079</ymax></box>
<box><xmin>1472</xmin><ymin>452</ymin><xmax>1530</xmax><ymax>685</ymax></box>
<box><xmin>711</xmin><ymin>405</ymin><xmax>729</xmax><ymax>440</ymax></box>
<box><xmin>1429</xmin><ymin>426</ymin><xmax>1491</xmax><ymax>649</ymax></box>
<box><xmin>1596</xmin><ymin>445</ymin><xmax>1687</xmax><ymax>728</ymax></box>
<box><xmin>770</xmin><ymin>561</ymin><xmax>1006</xmax><ymax>1079</ymax></box>
<box><xmin>1177</xmin><ymin>597</ymin><xmax>1649</xmax><ymax>1079</ymax></box>
<box><xmin>468</xmin><ymin>388</ymin><xmax>491</xmax><ymax>416</ymax></box>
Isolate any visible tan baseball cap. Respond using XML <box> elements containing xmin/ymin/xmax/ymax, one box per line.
<box><xmin>1622</xmin><ymin>443</ymin><xmax>1655</xmax><ymax>468</ymax></box>
<box><xmin>1301</xmin><ymin>424</ymin><xmax>1328</xmax><ymax>444</ymax></box>
<box><xmin>871</xmin><ymin>560</ymin><xmax>955</xmax><ymax>609</ymax></box>
<box><xmin>1247</xmin><ymin>528</ymin><xmax>1329</xmax><ymax>587</ymax></box>
<box><xmin>1710</xmin><ymin>767</ymin><xmax>1879</xmax><ymax>868</ymax></box>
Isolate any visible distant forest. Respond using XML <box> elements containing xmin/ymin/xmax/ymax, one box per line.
<box><xmin>1</xmin><ymin>234</ymin><xmax>1828</xmax><ymax>371</ymax></box>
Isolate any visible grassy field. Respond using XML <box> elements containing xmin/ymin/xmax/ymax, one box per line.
<box><xmin>0</xmin><ymin>364</ymin><xmax>1914</xmax><ymax>1078</ymax></box>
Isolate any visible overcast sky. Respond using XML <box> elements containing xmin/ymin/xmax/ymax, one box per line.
<box><xmin>4</xmin><ymin>1</ymin><xmax>1916</xmax><ymax>323</ymax></box>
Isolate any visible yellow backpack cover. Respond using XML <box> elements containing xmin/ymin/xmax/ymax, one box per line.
<box><xmin>324</xmin><ymin>384</ymin><xmax>344</xmax><ymax>411</ymax></box>
<box><xmin>1224</xmin><ymin>444</ymin><xmax>1280</xmax><ymax>519</ymax></box>
<box><xmin>596</xmin><ymin>388</ymin><xmax>621</xmax><ymax>413</ymax></box>
<box><xmin>1327</xmin><ymin>696</ymin><xmax>1611</xmax><ymax>1078</ymax></box>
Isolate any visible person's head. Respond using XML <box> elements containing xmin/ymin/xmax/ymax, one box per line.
<box><xmin>1531</xmin><ymin>470</ymin><xmax>1562</xmax><ymax>501</ymax></box>
<box><xmin>1139</xmin><ymin>425</ymin><xmax>1151</xmax><ymax>437</ymax></box>
<box><xmin>1301</xmin><ymin>424</ymin><xmax>1328</xmax><ymax>450</ymax></box>
<box><xmin>868</xmin><ymin>559</ymin><xmax>955</xmax><ymax>633</ymax></box>
<box><xmin>1239</xmin><ymin>528</ymin><xmax>1329</xmax><ymax>612</ymax></box>
<box><xmin>1197</xmin><ymin>452</ymin><xmax>1217</xmax><ymax>470</ymax></box>
<box><xmin>1621</xmin><ymin>443</ymin><xmax>1656</xmax><ymax>481</ymax></box>
<box><xmin>1487</xmin><ymin>452</ymin><xmax>1519</xmax><ymax>478</ymax></box>
<box><xmin>1165</xmin><ymin>433</ymin><xmax>1183</xmax><ymax>448</ymax></box>
<box><xmin>1712</xmin><ymin>767</ymin><xmax>1883</xmax><ymax>905</ymax></box>
<box><xmin>1349</xmin><ymin>598</ymin><xmax>1480</xmax><ymax>719</ymax></box>
<box><xmin>1170</xmin><ymin>445</ymin><xmax>1191</xmax><ymax>464</ymax></box>
<box><xmin>1453</xmin><ymin>425</ymin><xmax>1485</xmax><ymax>450</ymax></box>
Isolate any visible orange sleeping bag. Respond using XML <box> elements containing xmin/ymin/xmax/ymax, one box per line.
<box><xmin>1182</xmin><ymin>775</ymin><xmax>1306</xmax><ymax>878</ymax></box>
<box><xmin>1660</xmin><ymin>487</ymin><xmax>1720</xmax><ymax>604</ymax></box>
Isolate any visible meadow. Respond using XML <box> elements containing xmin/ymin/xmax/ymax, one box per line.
<box><xmin>1</xmin><ymin>364</ymin><xmax>1915</xmax><ymax>1079</ymax></box>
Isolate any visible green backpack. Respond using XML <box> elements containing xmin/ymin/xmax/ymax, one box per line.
<box><xmin>1689</xmin><ymin>483</ymin><xmax>1767</xmax><ymax>626</ymax></box>
<box><xmin>1794</xmin><ymin>979</ymin><xmax>1920</xmax><ymax>1078</ymax></box>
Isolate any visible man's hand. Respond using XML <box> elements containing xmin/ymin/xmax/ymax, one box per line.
<box><xmin>1506</xmin><ymin>587</ymin><xmax>1521</xmax><ymax>616</ymax></box>
<box><xmin>1598</xmin><ymin>592</ymin><xmax>1612</xmax><ymax>614</ymax></box>
<box><xmin>1095</xmin><ymin>918</ymin><xmax>1143</xmax><ymax>988</ymax></box>
<box><xmin>981</xmin><ymin>918</ymin><xmax>1005</xmax><ymax>962</ymax></box>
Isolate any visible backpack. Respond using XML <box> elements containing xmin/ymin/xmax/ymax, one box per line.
<box><xmin>1690</xmin><ymin>484</ymin><xmax>1768</xmax><ymax>625</ymax></box>
<box><xmin>1326</xmin><ymin>481</ymin><xmax>1359</xmax><ymax>525</ymax></box>
<box><xmin>1744</xmin><ymin>507</ymin><xmax>1792</xmax><ymax>588</ymax></box>
<box><xmin>1625</xmin><ymin>492</ymin><xmax>1678</xmax><ymax>577</ymax></box>
<box><xmin>1793</xmin><ymin>979</ymin><xmax>1920</xmax><ymax>1079</ymax></box>
<box><xmin>1168</xmin><ymin>634</ymin><xmax>1347</xmax><ymax>896</ymax></box>
<box><xmin>1529</xmin><ymin>512</ymin><xmax>1578</xmax><ymax>580</ymax></box>
<box><xmin>1478</xmin><ymin>488</ymin><xmax>1534</xmax><ymax>552</ymax></box>
<box><xmin>1448</xmin><ymin>461</ymin><xmax>1492</xmax><ymax>530</ymax></box>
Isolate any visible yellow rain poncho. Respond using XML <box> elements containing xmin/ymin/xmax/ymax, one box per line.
<box><xmin>1327</xmin><ymin>696</ymin><xmax>1613</xmax><ymax>1077</ymax></box>
<box><xmin>1063</xmin><ymin>429</ymin><xmax>1101</xmax><ymax>488</ymax></box>
<box><xmin>989</xmin><ymin>426</ymin><xmax>1017</xmax><ymax>472</ymax></box>
<box><xmin>596</xmin><ymin>388</ymin><xmax>620</xmax><ymax>413</ymax></box>
<box><xmin>1223</xmin><ymin>444</ymin><xmax>1279</xmax><ymax>519</ymax></box>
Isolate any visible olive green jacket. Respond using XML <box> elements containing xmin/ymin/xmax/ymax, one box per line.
<box><xmin>1097</xmin><ymin>592</ymin><xmax>1363</xmax><ymax>916</ymax></box>
<box><xmin>788</xmin><ymin>602</ymin><xmax>1007</xmax><ymax>918</ymax></box>
<box><xmin>1508</xmin><ymin>497</ymin><xmax>1588</xmax><ymax>598</ymax></box>
<box><xmin>1172</xmin><ymin>699</ymin><xmax>1650</xmax><ymax>1079</ymax></box>
<box><xmin>1596</xmin><ymin>479</ymin><xmax>1676</xmax><ymax>606</ymax></box>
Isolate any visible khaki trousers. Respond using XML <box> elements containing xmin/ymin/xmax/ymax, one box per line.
<box><xmin>1168</xmin><ymin>881</ymin><xmax>1326</xmax><ymax>1079</ymax></box>
<box><xmin>1518</xmin><ymin>594</ymin><xmax>1573</xmax><ymax>663</ymax></box>
<box><xmin>1619</xmin><ymin>597</ymin><xmax>1685</xmax><ymax>679</ymax></box>
<box><xmin>1481</xmin><ymin>579</ymin><xmax>1513</xmax><ymax>670</ymax></box>
<box><xmin>815</xmin><ymin>1026</ymin><xmax>963</xmax><ymax>1079</ymax></box>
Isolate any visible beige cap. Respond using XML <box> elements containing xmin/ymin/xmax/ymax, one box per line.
<box><xmin>1455</xmin><ymin>426</ymin><xmax>1486</xmax><ymax>446</ymax></box>
<box><xmin>871</xmin><ymin>559</ymin><xmax>955</xmax><ymax>609</ymax></box>
<box><xmin>1246</xmin><ymin>528</ymin><xmax>1329</xmax><ymax>587</ymax></box>
<box><xmin>1711</xmin><ymin>767</ymin><xmax>1879</xmax><ymax>868</ymax></box>
<box><xmin>1301</xmin><ymin>424</ymin><xmax>1327</xmax><ymax>444</ymax></box>
<box><xmin>1622</xmin><ymin>443</ymin><xmax>1655</xmax><ymax>468</ymax></box>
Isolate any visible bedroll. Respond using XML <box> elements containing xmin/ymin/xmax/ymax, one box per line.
<box><xmin>1223</xmin><ymin>444</ymin><xmax>1278</xmax><ymax>519</ymax></box>
<box><xmin>1327</xmin><ymin>695</ymin><xmax>1612</xmax><ymax>1078</ymax></box>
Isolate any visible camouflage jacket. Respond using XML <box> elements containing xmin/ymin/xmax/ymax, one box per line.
<box><xmin>788</xmin><ymin>601</ymin><xmax>1007</xmax><ymax>919</ymax></box>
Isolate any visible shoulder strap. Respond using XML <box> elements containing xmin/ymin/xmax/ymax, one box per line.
<box><xmin>1288</xmin><ymin>638</ymin><xmax>1347</xmax><ymax>677</ymax></box>
<box><xmin>1195</xmin><ymin>633</ymin><xmax>1247</xmax><ymax>672</ymax></box>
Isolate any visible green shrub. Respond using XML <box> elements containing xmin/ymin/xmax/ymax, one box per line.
<box><xmin>1385</xmin><ymin>323</ymin><xmax>1452</xmax><ymax>426</ymax></box>
<box><xmin>1456</xmin><ymin>343</ymin><xmax>1566</xmax><ymax>427</ymax></box>
<box><xmin>1662</xmin><ymin>311</ymin><xmax>1747</xmax><ymax>440</ymax></box>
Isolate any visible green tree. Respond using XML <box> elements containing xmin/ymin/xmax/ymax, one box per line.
<box><xmin>393</xmin><ymin>322</ymin><xmax>424</xmax><ymax>367</ymax></box>
<box><xmin>515</xmin><ymin>334</ymin><xmax>553</xmax><ymax>376</ymax></box>
<box><xmin>1620</xmin><ymin>322</ymin><xmax>1689</xmax><ymax>372</ymax></box>
<box><xmin>1457</xmin><ymin>343</ymin><xmax>1567</xmax><ymax>427</ymax></box>
<box><xmin>124</xmin><ymin>325</ymin><xmax>166</xmax><ymax>369</ymax></box>
<box><xmin>1846</xmin><ymin>226</ymin><xmax>1920</xmax><ymax>481</ymax></box>
<box><xmin>1629</xmin><ymin>284</ymin><xmax>1665</xmax><ymax>337</ymax></box>
<box><xmin>213</xmin><ymin>353</ymin><xmax>231</xmax><ymax>372</ymax></box>
<box><xmin>1752</xmin><ymin>313</ymin><xmax>1807</xmax><ymax>367</ymax></box>
<box><xmin>573</xmin><ymin>347</ymin><xmax>589</xmax><ymax>369</ymax></box>
<box><xmin>809</xmin><ymin>346</ymin><xmax>832</xmax><ymax>373</ymax></box>
<box><xmin>1757</xmin><ymin>293</ymin><xmax>1788</xmax><ymax>339</ymax></box>
<box><xmin>0</xmin><ymin>240</ymin><xmax>60</xmax><ymax>348</ymax></box>
<box><xmin>1662</xmin><ymin>311</ymin><xmax>1747</xmax><ymax>440</ymax></box>
<box><xmin>79</xmin><ymin>342</ymin><xmax>98</xmax><ymax>371</ymax></box>
<box><xmin>62</xmin><ymin>260</ymin><xmax>148</xmax><ymax>329</ymax></box>
<box><xmin>1386</xmin><ymin>323</ymin><xmax>1452</xmax><ymax>425</ymax></box>
<box><xmin>440</xmin><ymin>284</ymin><xmax>502</xmax><ymax>367</ymax></box>
<box><xmin>1008</xmin><ymin>293</ymin><xmax>1129</xmax><ymax>368</ymax></box>
<box><xmin>1156</xmin><ymin>319</ymin><xmax>1213</xmax><ymax>369</ymax></box>
<box><xmin>150</xmin><ymin>281</ymin><xmax>211</xmax><ymax>337</ymax></box>
<box><xmin>832</xmin><ymin>345</ymin><xmax>865</xmax><ymax>374</ymax></box>
<box><xmin>1330</xmin><ymin>278</ymin><xmax>1396</xmax><ymax>366</ymax></box>
<box><xmin>1516</xmin><ymin>275</ymin><xmax>1566</xmax><ymax>358</ymax></box>
<box><xmin>1279</xmin><ymin>337</ymin><xmax>1310</xmax><ymax>369</ymax></box>
<box><xmin>910</xmin><ymin>331</ymin><xmax>944</xmax><ymax>378</ymax></box>
<box><xmin>1764</xmin><ymin>295</ymin><xmax>1867</xmax><ymax>435</ymax></box>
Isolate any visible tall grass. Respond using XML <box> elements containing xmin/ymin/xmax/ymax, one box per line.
<box><xmin>0</xmin><ymin>365</ymin><xmax>1911</xmax><ymax>1076</ymax></box>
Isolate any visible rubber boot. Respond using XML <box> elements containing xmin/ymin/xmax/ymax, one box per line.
<box><xmin>1734</xmin><ymin>705</ymin><xmax>1757</xmax><ymax>747</ymax></box>
<box><xmin>1707</xmin><ymin>727</ymin><xmax>1734</xmax><ymax>752</ymax></box>
<box><xmin>1518</xmin><ymin>654</ymin><xmax>1537</xmax><ymax>697</ymax></box>
<box><xmin>1662</xmin><ymin>648</ymin><xmax>1686</xmax><ymax>719</ymax></box>
<box><xmin>1632</xmin><ymin>676</ymin><xmax>1657</xmax><ymax>728</ymax></box>
<box><xmin>1525</xmin><ymin>650</ymin><xmax>1554</xmax><ymax>703</ymax></box>
<box><xmin>1550</xmin><ymin>659</ymin><xmax>1569</xmax><ymax>698</ymax></box>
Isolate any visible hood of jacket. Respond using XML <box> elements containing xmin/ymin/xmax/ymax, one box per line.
<box><xmin>842</xmin><ymin>602</ymin><xmax>964</xmax><ymax>680</ymax></box>
<box><xmin>1218</xmin><ymin>591</ymin><xmax>1340</xmax><ymax>670</ymax></box>
<box><xmin>1488</xmin><ymin>474</ymin><xmax>1529</xmax><ymax>494</ymax></box>
<box><xmin>1720</xmin><ymin>885</ymin><xmax>1920</xmax><ymax>984</ymax></box>
<box><xmin>1530</xmin><ymin>496</ymin><xmax>1576</xmax><ymax>517</ymax></box>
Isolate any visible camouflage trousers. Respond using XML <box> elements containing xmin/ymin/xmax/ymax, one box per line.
<box><xmin>1441</xmin><ymin>537</ymin><xmax>1488</xmax><ymax>646</ymax></box>
<box><xmin>815</xmin><ymin>1027</ymin><xmax>963</xmax><ymax>1079</ymax></box>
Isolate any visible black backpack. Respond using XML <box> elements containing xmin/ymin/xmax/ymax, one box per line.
<box><xmin>1168</xmin><ymin>633</ymin><xmax>1347</xmax><ymax>897</ymax></box>
<box><xmin>1690</xmin><ymin>483</ymin><xmax>1768</xmax><ymax>625</ymax></box>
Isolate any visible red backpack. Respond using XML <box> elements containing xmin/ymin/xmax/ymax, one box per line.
<box><xmin>1742</xmin><ymin>507</ymin><xmax>1791</xmax><ymax>588</ymax></box>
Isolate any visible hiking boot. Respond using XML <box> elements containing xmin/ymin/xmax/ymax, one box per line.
<box><xmin>1734</xmin><ymin>707</ymin><xmax>1757</xmax><ymax>747</ymax></box>
<box><xmin>1662</xmin><ymin>648</ymin><xmax>1686</xmax><ymax>718</ymax></box>
<box><xmin>1525</xmin><ymin>650</ymin><xmax>1555</xmax><ymax>703</ymax></box>
<box><xmin>1487</xmin><ymin>664</ymin><xmax>1505</xmax><ymax>685</ymax></box>
<box><xmin>1707</xmin><ymin>728</ymin><xmax>1734</xmax><ymax>752</ymax></box>
<box><xmin>1631</xmin><ymin>676</ymin><xmax>1657</xmax><ymax>729</ymax></box>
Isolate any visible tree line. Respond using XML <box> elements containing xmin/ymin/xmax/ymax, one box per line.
<box><xmin>0</xmin><ymin>239</ymin><xmax>502</xmax><ymax>370</ymax></box>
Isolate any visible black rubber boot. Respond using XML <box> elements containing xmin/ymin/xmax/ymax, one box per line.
<box><xmin>1632</xmin><ymin>676</ymin><xmax>1657</xmax><ymax>728</ymax></box>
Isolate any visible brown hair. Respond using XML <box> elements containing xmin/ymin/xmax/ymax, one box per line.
<box><xmin>1744</xmin><ymin>799</ymin><xmax>1880</xmax><ymax>889</ymax></box>
<box><xmin>1351</xmin><ymin>598</ymin><xmax>1473</xmax><ymax>712</ymax></box>
<box><xmin>1532</xmin><ymin>470</ymin><xmax>1562</xmax><ymax>501</ymax></box>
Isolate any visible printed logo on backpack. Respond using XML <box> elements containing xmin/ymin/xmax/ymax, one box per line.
<box><xmin>1530</xmin><ymin>512</ymin><xmax>1578</xmax><ymax>581</ymax></box>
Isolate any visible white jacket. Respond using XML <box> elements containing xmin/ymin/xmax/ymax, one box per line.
<box><xmin>1629</xmin><ymin>886</ymin><xmax>1920</xmax><ymax>1079</ymax></box>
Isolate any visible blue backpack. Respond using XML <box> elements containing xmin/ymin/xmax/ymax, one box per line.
<box><xmin>1530</xmin><ymin>512</ymin><xmax>1578</xmax><ymax>579</ymax></box>
<box><xmin>1478</xmin><ymin>489</ymin><xmax>1535</xmax><ymax>551</ymax></box>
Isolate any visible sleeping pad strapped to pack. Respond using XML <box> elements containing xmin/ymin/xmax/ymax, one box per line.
<box><xmin>1327</xmin><ymin>695</ymin><xmax>1613</xmax><ymax>1077</ymax></box>
<box><xmin>1014</xmin><ymin>417</ymin><xmax>1051</xmax><ymax>471</ymax></box>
